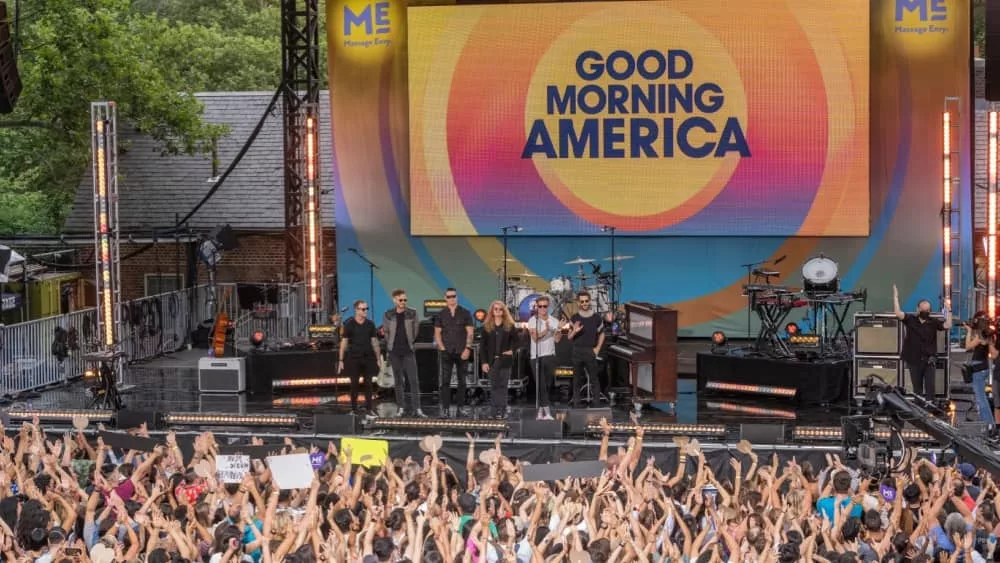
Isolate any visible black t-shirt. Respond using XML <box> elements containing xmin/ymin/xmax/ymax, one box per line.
<box><xmin>971</xmin><ymin>342</ymin><xmax>989</xmax><ymax>367</ymax></box>
<box><xmin>343</xmin><ymin>317</ymin><xmax>377</xmax><ymax>358</ymax></box>
<box><xmin>392</xmin><ymin>311</ymin><xmax>410</xmax><ymax>354</ymax></box>
<box><xmin>901</xmin><ymin>314</ymin><xmax>944</xmax><ymax>364</ymax></box>
<box><xmin>434</xmin><ymin>307</ymin><xmax>473</xmax><ymax>353</ymax></box>
<box><xmin>570</xmin><ymin>313</ymin><xmax>603</xmax><ymax>348</ymax></box>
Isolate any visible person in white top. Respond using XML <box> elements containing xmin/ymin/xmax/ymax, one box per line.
<box><xmin>527</xmin><ymin>294</ymin><xmax>562</xmax><ymax>420</ymax></box>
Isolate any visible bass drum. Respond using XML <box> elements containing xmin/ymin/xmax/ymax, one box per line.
<box><xmin>517</xmin><ymin>293</ymin><xmax>545</xmax><ymax>323</ymax></box>
<box><xmin>802</xmin><ymin>255</ymin><xmax>839</xmax><ymax>294</ymax></box>
<box><xmin>505</xmin><ymin>284</ymin><xmax>534</xmax><ymax>309</ymax></box>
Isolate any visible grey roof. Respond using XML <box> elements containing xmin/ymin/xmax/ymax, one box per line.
<box><xmin>63</xmin><ymin>91</ymin><xmax>335</xmax><ymax>234</ymax></box>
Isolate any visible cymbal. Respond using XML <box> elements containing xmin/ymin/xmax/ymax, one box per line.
<box><xmin>565</xmin><ymin>257</ymin><xmax>596</xmax><ymax>265</ymax></box>
<box><xmin>602</xmin><ymin>255</ymin><xmax>635</xmax><ymax>261</ymax></box>
<box><xmin>494</xmin><ymin>257</ymin><xmax>517</xmax><ymax>262</ymax></box>
<box><xmin>509</xmin><ymin>272</ymin><xmax>538</xmax><ymax>278</ymax></box>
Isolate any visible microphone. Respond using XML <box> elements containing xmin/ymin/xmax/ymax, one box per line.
<box><xmin>348</xmin><ymin>247</ymin><xmax>359</xmax><ymax>253</ymax></box>
<box><xmin>340</xmin><ymin>306</ymin><xmax>349</xmax><ymax>313</ymax></box>
<box><xmin>601</xmin><ymin>225</ymin><xmax>616</xmax><ymax>233</ymax></box>
<box><xmin>503</xmin><ymin>225</ymin><xmax>524</xmax><ymax>232</ymax></box>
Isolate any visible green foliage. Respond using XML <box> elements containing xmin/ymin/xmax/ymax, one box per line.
<box><xmin>0</xmin><ymin>0</ymin><xmax>301</xmax><ymax>234</ymax></box>
<box><xmin>974</xmin><ymin>2</ymin><xmax>985</xmax><ymax>56</ymax></box>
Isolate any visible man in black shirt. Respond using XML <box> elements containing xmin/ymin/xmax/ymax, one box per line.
<box><xmin>893</xmin><ymin>284</ymin><xmax>951</xmax><ymax>401</ymax></box>
<box><xmin>567</xmin><ymin>290</ymin><xmax>605</xmax><ymax>408</ymax></box>
<box><xmin>433</xmin><ymin>288</ymin><xmax>474</xmax><ymax>418</ymax></box>
<box><xmin>339</xmin><ymin>300</ymin><xmax>382</xmax><ymax>415</ymax></box>
<box><xmin>383</xmin><ymin>289</ymin><xmax>425</xmax><ymax>417</ymax></box>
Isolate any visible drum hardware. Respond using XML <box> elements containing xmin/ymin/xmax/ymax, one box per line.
<box><xmin>500</xmin><ymin>225</ymin><xmax>524</xmax><ymax>310</ymax></box>
<box><xmin>745</xmin><ymin>289</ymin><xmax>798</xmax><ymax>358</ymax></box>
<box><xmin>602</xmin><ymin>255</ymin><xmax>635</xmax><ymax>261</ymax></box>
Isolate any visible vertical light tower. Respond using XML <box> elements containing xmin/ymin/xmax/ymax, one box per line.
<box><xmin>989</xmin><ymin>111</ymin><xmax>998</xmax><ymax>317</ymax></box>
<box><xmin>942</xmin><ymin>110</ymin><xmax>952</xmax><ymax>307</ymax></box>
<box><xmin>91</xmin><ymin>102</ymin><xmax>123</xmax><ymax>379</ymax></box>
<box><xmin>303</xmin><ymin>104</ymin><xmax>323</xmax><ymax>318</ymax></box>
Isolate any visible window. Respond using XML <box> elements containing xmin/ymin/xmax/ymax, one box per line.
<box><xmin>144</xmin><ymin>274</ymin><xmax>184</xmax><ymax>296</ymax></box>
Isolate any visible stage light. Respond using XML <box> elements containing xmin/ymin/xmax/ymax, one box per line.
<box><xmin>942</xmin><ymin>110</ymin><xmax>954</xmax><ymax>303</ymax></box>
<box><xmin>989</xmin><ymin>111</ymin><xmax>998</xmax><ymax>317</ymax></box>
<box><xmin>788</xmin><ymin>334</ymin><xmax>820</xmax><ymax>346</ymax></box>
<box><xmin>91</xmin><ymin>104</ymin><xmax>120</xmax><ymax>350</ymax></box>
<box><xmin>250</xmin><ymin>330</ymin><xmax>266</xmax><ymax>349</ymax></box>
<box><xmin>586</xmin><ymin>423</ymin><xmax>726</xmax><ymax>438</ymax></box>
<box><xmin>163</xmin><ymin>413</ymin><xmax>298</xmax><ymax>427</ymax></box>
<box><xmin>368</xmin><ymin>418</ymin><xmax>508</xmax><ymax>432</ymax></box>
<box><xmin>303</xmin><ymin>109</ymin><xmax>322</xmax><ymax>309</ymax></box>
<box><xmin>271</xmin><ymin>395</ymin><xmax>351</xmax><ymax>407</ymax></box>
<box><xmin>705</xmin><ymin>401</ymin><xmax>797</xmax><ymax>420</ymax></box>
<box><xmin>791</xmin><ymin>425</ymin><xmax>936</xmax><ymax>444</ymax></box>
<box><xmin>554</xmin><ymin>367</ymin><xmax>574</xmax><ymax>378</ymax></box>
<box><xmin>271</xmin><ymin>377</ymin><xmax>351</xmax><ymax>389</ymax></box>
<box><xmin>711</xmin><ymin>331</ymin><xmax>727</xmax><ymax>345</ymax></box>
<box><xmin>704</xmin><ymin>381</ymin><xmax>797</xmax><ymax>398</ymax></box>
<box><xmin>5</xmin><ymin>410</ymin><xmax>114</xmax><ymax>423</ymax></box>
<box><xmin>785</xmin><ymin>322</ymin><xmax>799</xmax><ymax>335</ymax></box>
<box><xmin>474</xmin><ymin>309</ymin><xmax>487</xmax><ymax>322</ymax></box>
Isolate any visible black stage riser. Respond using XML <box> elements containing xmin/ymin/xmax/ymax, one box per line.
<box><xmin>696</xmin><ymin>353</ymin><xmax>850</xmax><ymax>404</ymax></box>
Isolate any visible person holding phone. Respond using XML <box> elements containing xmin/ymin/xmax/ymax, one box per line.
<box><xmin>481</xmin><ymin>300</ymin><xmax>516</xmax><ymax>419</ymax></box>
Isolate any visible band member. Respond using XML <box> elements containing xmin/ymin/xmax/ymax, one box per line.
<box><xmin>433</xmin><ymin>288</ymin><xmax>474</xmax><ymax>418</ymax></box>
<box><xmin>567</xmin><ymin>290</ymin><xmax>604</xmax><ymax>408</ymax></box>
<box><xmin>384</xmin><ymin>289</ymin><xmax>425</xmax><ymax>417</ymax></box>
<box><xmin>893</xmin><ymin>285</ymin><xmax>951</xmax><ymax>401</ymax></box>
<box><xmin>339</xmin><ymin>300</ymin><xmax>382</xmax><ymax>415</ymax></box>
<box><xmin>481</xmin><ymin>300</ymin><xmax>516</xmax><ymax>419</ymax></box>
<box><xmin>964</xmin><ymin>311</ymin><xmax>998</xmax><ymax>426</ymax></box>
<box><xmin>528</xmin><ymin>295</ymin><xmax>561</xmax><ymax>420</ymax></box>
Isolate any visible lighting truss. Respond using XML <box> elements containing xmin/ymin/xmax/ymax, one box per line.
<box><xmin>368</xmin><ymin>418</ymin><xmax>509</xmax><ymax>432</ymax></box>
<box><xmin>163</xmin><ymin>413</ymin><xmax>298</xmax><ymax>427</ymax></box>
<box><xmin>704</xmin><ymin>381</ymin><xmax>797</xmax><ymax>398</ymax></box>
<box><xmin>5</xmin><ymin>409</ymin><xmax>114</xmax><ymax>423</ymax></box>
<box><xmin>303</xmin><ymin>105</ymin><xmax>323</xmax><ymax>311</ymax></box>
<box><xmin>586</xmin><ymin>423</ymin><xmax>727</xmax><ymax>438</ymax></box>
<box><xmin>91</xmin><ymin>102</ymin><xmax>122</xmax><ymax>355</ymax></box>
<box><xmin>989</xmin><ymin>110</ymin><xmax>998</xmax><ymax>316</ymax></box>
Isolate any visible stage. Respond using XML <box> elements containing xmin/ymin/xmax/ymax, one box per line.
<box><xmin>1</xmin><ymin>339</ymin><xmax>985</xmax><ymax>452</ymax></box>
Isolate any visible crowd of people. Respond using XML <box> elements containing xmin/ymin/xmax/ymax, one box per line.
<box><xmin>0</xmin><ymin>416</ymin><xmax>996</xmax><ymax>563</ymax></box>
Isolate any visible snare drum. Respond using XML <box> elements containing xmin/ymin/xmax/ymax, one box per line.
<box><xmin>549</xmin><ymin>276</ymin><xmax>573</xmax><ymax>295</ymax></box>
<box><xmin>802</xmin><ymin>255</ymin><xmax>839</xmax><ymax>294</ymax></box>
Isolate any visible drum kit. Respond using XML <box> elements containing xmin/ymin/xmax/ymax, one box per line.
<box><xmin>497</xmin><ymin>255</ymin><xmax>633</xmax><ymax>321</ymax></box>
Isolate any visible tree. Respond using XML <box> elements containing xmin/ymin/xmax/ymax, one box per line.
<box><xmin>0</xmin><ymin>0</ymin><xmax>298</xmax><ymax>234</ymax></box>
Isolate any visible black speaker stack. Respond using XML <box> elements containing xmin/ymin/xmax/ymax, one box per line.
<box><xmin>0</xmin><ymin>1</ymin><xmax>20</xmax><ymax>113</ymax></box>
<box><xmin>988</xmin><ymin>0</ymin><xmax>1000</xmax><ymax>102</ymax></box>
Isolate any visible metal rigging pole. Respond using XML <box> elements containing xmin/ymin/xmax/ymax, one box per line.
<box><xmin>280</xmin><ymin>0</ymin><xmax>321</xmax><ymax>287</ymax></box>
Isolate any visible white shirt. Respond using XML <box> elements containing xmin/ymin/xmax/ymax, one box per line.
<box><xmin>528</xmin><ymin>315</ymin><xmax>560</xmax><ymax>358</ymax></box>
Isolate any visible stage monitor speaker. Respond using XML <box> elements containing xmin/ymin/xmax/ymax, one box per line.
<box><xmin>199</xmin><ymin>393</ymin><xmax>246</xmax><ymax>415</ymax></box>
<box><xmin>565</xmin><ymin>407</ymin><xmax>612</xmax><ymax>435</ymax></box>
<box><xmin>116</xmin><ymin>409</ymin><xmax>159</xmax><ymax>431</ymax></box>
<box><xmin>854</xmin><ymin>314</ymin><xmax>900</xmax><ymax>355</ymax></box>
<box><xmin>198</xmin><ymin>357</ymin><xmax>246</xmax><ymax>393</ymax></box>
<box><xmin>853</xmin><ymin>356</ymin><xmax>901</xmax><ymax>397</ymax></box>
<box><xmin>739</xmin><ymin>423</ymin><xmax>785</xmax><ymax>445</ymax></box>
<box><xmin>314</xmin><ymin>413</ymin><xmax>357</xmax><ymax>435</ymax></box>
<box><xmin>900</xmin><ymin>356</ymin><xmax>950</xmax><ymax>399</ymax></box>
<box><xmin>987</xmin><ymin>0</ymin><xmax>1000</xmax><ymax>101</ymax></box>
<box><xmin>0</xmin><ymin>38</ymin><xmax>21</xmax><ymax>114</ymax></box>
<box><xmin>514</xmin><ymin>418</ymin><xmax>563</xmax><ymax>439</ymax></box>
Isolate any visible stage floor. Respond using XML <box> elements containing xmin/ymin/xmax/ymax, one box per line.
<box><xmin>3</xmin><ymin>339</ymin><xmax>985</xmax><ymax>444</ymax></box>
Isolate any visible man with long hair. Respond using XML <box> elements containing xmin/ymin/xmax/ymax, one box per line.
<box><xmin>481</xmin><ymin>300</ymin><xmax>516</xmax><ymax>419</ymax></box>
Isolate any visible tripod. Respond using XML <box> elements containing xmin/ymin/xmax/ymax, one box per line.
<box><xmin>88</xmin><ymin>360</ymin><xmax>123</xmax><ymax>410</ymax></box>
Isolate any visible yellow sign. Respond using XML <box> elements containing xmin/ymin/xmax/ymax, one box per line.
<box><xmin>340</xmin><ymin>437</ymin><xmax>388</xmax><ymax>467</ymax></box>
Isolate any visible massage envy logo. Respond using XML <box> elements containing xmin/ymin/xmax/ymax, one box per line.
<box><xmin>894</xmin><ymin>0</ymin><xmax>948</xmax><ymax>35</ymax></box>
<box><xmin>343</xmin><ymin>2</ymin><xmax>393</xmax><ymax>48</ymax></box>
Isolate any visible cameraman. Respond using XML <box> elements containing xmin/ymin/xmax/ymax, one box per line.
<box><xmin>964</xmin><ymin>311</ymin><xmax>998</xmax><ymax>427</ymax></box>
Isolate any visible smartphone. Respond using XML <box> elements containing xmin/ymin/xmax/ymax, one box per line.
<box><xmin>702</xmin><ymin>485</ymin><xmax>718</xmax><ymax>507</ymax></box>
<box><xmin>65</xmin><ymin>549</ymin><xmax>81</xmax><ymax>556</ymax></box>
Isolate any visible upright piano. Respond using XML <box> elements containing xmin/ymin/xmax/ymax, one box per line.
<box><xmin>608</xmin><ymin>302</ymin><xmax>678</xmax><ymax>402</ymax></box>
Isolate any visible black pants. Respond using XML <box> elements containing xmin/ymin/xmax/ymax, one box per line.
<box><xmin>532</xmin><ymin>355</ymin><xmax>557</xmax><ymax>407</ymax></box>
<box><xmin>344</xmin><ymin>355</ymin><xmax>378</xmax><ymax>410</ymax></box>
<box><xmin>571</xmin><ymin>347</ymin><xmax>599</xmax><ymax>407</ymax></box>
<box><xmin>390</xmin><ymin>352</ymin><xmax>420</xmax><ymax>412</ymax></box>
<box><xmin>439</xmin><ymin>351</ymin><xmax>468</xmax><ymax>411</ymax></box>
<box><xmin>906</xmin><ymin>359</ymin><xmax>937</xmax><ymax>401</ymax></box>
<box><xmin>489</xmin><ymin>357</ymin><xmax>512</xmax><ymax>414</ymax></box>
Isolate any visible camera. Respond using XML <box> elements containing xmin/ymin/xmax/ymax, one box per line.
<box><xmin>967</xmin><ymin>316</ymin><xmax>996</xmax><ymax>341</ymax></box>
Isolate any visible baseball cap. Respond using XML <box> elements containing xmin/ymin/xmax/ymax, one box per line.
<box><xmin>958</xmin><ymin>463</ymin><xmax>976</xmax><ymax>479</ymax></box>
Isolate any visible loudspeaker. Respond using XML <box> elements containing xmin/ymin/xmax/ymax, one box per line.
<box><xmin>739</xmin><ymin>423</ymin><xmax>785</xmax><ymax>444</ymax></box>
<box><xmin>565</xmin><ymin>407</ymin><xmax>612</xmax><ymax>435</ymax></box>
<box><xmin>199</xmin><ymin>393</ymin><xmax>246</xmax><ymax>414</ymax></box>
<box><xmin>0</xmin><ymin>38</ymin><xmax>20</xmax><ymax>114</ymax></box>
<box><xmin>987</xmin><ymin>0</ymin><xmax>1000</xmax><ymax>101</ymax></box>
<box><xmin>198</xmin><ymin>357</ymin><xmax>246</xmax><ymax>393</ymax></box>
<box><xmin>853</xmin><ymin>356</ymin><xmax>901</xmax><ymax>397</ymax></box>
<box><xmin>854</xmin><ymin>314</ymin><xmax>900</xmax><ymax>355</ymax></box>
<box><xmin>314</xmin><ymin>413</ymin><xmax>357</xmax><ymax>435</ymax></box>
<box><xmin>115</xmin><ymin>409</ymin><xmax>159</xmax><ymax>430</ymax></box>
<box><xmin>901</xmin><ymin>356</ymin><xmax>951</xmax><ymax>399</ymax></box>
<box><xmin>514</xmin><ymin>418</ymin><xmax>562</xmax><ymax>439</ymax></box>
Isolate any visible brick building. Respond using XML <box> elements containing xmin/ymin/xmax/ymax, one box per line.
<box><xmin>57</xmin><ymin>92</ymin><xmax>336</xmax><ymax>302</ymax></box>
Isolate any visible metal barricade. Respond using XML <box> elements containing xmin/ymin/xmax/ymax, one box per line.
<box><xmin>215</xmin><ymin>282</ymin><xmax>312</xmax><ymax>343</ymax></box>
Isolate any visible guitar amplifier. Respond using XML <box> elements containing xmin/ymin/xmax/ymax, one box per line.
<box><xmin>853</xmin><ymin>356</ymin><xmax>900</xmax><ymax>397</ymax></box>
<box><xmin>901</xmin><ymin>356</ymin><xmax>951</xmax><ymax>399</ymax></box>
<box><xmin>854</xmin><ymin>314</ymin><xmax>900</xmax><ymax>355</ymax></box>
<box><xmin>198</xmin><ymin>357</ymin><xmax>246</xmax><ymax>393</ymax></box>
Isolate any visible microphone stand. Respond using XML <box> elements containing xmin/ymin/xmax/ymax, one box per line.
<box><xmin>535</xmin><ymin>315</ymin><xmax>542</xmax><ymax>412</ymax></box>
<box><xmin>608</xmin><ymin>227</ymin><xmax>617</xmax><ymax>311</ymax></box>
<box><xmin>350</xmin><ymin>248</ymin><xmax>378</xmax><ymax>315</ymax></box>
<box><xmin>501</xmin><ymin>226</ymin><xmax>512</xmax><ymax>308</ymax></box>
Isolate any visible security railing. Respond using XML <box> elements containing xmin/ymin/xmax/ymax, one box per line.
<box><xmin>0</xmin><ymin>281</ymin><xmax>332</xmax><ymax>396</ymax></box>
